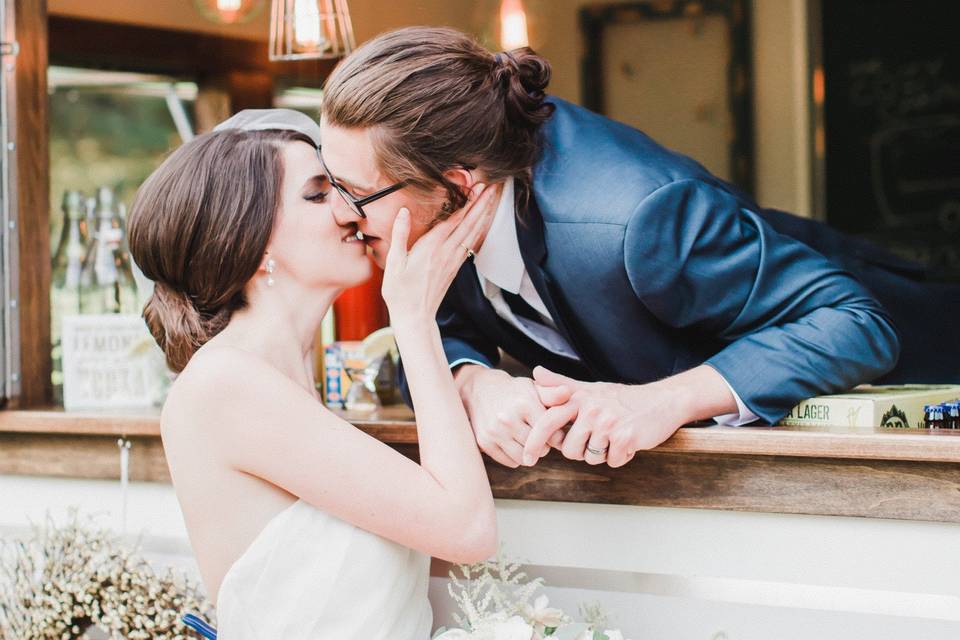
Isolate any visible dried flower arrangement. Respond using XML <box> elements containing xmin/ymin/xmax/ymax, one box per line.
<box><xmin>434</xmin><ymin>555</ymin><xmax>630</xmax><ymax>640</ymax></box>
<box><xmin>0</xmin><ymin>510</ymin><xmax>214</xmax><ymax>639</ymax></box>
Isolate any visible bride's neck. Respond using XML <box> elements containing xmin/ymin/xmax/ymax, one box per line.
<box><xmin>214</xmin><ymin>283</ymin><xmax>338</xmax><ymax>394</ymax></box>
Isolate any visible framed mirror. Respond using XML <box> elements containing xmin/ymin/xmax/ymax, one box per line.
<box><xmin>580</xmin><ymin>0</ymin><xmax>753</xmax><ymax>193</ymax></box>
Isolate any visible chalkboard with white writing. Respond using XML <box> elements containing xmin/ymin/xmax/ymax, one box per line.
<box><xmin>822</xmin><ymin>0</ymin><xmax>960</xmax><ymax>280</ymax></box>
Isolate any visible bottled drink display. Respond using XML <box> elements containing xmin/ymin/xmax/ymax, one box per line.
<box><xmin>51</xmin><ymin>186</ymin><xmax>139</xmax><ymax>397</ymax></box>
<box><xmin>50</xmin><ymin>191</ymin><xmax>88</xmax><ymax>399</ymax></box>
<box><xmin>923</xmin><ymin>401</ymin><xmax>960</xmax><ymax>429</ymax></box>
<box><xmin>79</xmin><ymin>186</ymin><xmax>138</xmax><ymax>315</ymax></box>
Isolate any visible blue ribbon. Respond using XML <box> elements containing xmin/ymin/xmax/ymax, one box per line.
<box><xmin>182</xmin><ymin>612</ymin><xmax>218</xmax><ymax>639</ymax></box>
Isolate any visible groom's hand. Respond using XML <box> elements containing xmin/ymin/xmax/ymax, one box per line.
<box><xmin>525</xmin><ymin>366</ymin><xmax>691</xmax><ymax>468</ymax></box>
<box><xmin>455</xmin><ymin>365</ymin><xmax>571</xmax><ymax>468</ymax></box>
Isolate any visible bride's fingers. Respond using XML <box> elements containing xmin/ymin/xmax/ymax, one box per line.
<box><xmin>445</xmin><ymin>183</ymin><xmax>495</xmax><ymax>251</ymax></box>
<box><xmin>405</xmin><ymin>198</ymin><xmax>470</xmax><ymax>254</ymax></box>
<box><xmin>385</xmin><ymin>208</ymin><xmax>411</xmax><ymax>272</ymax></box>
<box><xmin>413</xmin><ymin>182</ymin><xmax>494</xmax><ymax>255</ymax></box>
<box><xmin>460</xmin><ymin>191</ymin><xmax>498</xmax><ymax>255</ymax></box>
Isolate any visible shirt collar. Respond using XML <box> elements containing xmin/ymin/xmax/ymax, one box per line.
<box><xmin>473</xmin><ymin>177</ymin><xmax>524</xmax><ymax>295</ymax></box>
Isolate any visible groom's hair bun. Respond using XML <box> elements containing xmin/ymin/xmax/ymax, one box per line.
<box><xmin>494</xmin><ymin>48</ymin><xmax>553</xmax><ymax>133</ymax></box>
<box><xmin>322</xmin><ymin>26</ymin><xmax>554</xmax><ymax>217</ymax></box>
<box><xmin>127</xmin><ymin>128</ymin><xmax>311</xmax><ymax>372</ymax></box>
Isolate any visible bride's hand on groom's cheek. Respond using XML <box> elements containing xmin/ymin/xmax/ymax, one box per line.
<box><xmin>381</xmin><ymin>184</ymin><xmax>496</xmax><ymax>322</ymax></box>
<box><xmin>525</xmin><ymin>366</ymin><xmax>688</xmax><ymax>468</ymax></box>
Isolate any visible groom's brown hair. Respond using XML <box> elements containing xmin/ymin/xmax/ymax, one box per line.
<box><xmin>322</xmin><ymin>26</ymin><xmax>554</xmax><ymax>216</ymax></box>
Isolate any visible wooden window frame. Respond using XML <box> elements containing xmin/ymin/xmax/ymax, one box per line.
<box><xmin>11</xmin><ymin>6</ymin><xmax>335</xmax><ymax>409</ymax></box>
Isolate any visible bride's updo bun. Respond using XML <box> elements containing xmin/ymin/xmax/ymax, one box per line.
<box><xmin>140</xmin><ymin>282</ymin><xmax>235</xmax><ymax>374</ymax></box>
<box><xmin>322</xmin><ymin>27</ymin><xmax>555</xmax><ymax>215</ymax></box>
<box><xmin>127</xmin><ymin>127</ymin><xmax>312</xmax><ymax>372</ymax></box>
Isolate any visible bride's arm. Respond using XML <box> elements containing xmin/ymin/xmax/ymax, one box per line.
<box><xmin>176</xmin><ymin>186</ymin><xmax>498</xmax><ymax>564</ymax></box>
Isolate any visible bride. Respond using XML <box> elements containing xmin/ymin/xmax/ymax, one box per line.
<box><xmin>127</xmin><ymin>109</ymin><xmax>499</xmax><ymax>639</ymax></box>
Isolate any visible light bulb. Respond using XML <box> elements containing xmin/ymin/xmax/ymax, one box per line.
<box><xmin>294</xmin><ymin>0</ymin><xmax>328</xmax><ymax>50</ymax></box>
<box><xmin>500</xmin><ymin>0</ymin><xmax>529</xmax><ymax>50</ymax></box>
<box><xmin>194</xmin><ymin>0</ymin><xmax>264</xmax><ymax>25</ymax></box>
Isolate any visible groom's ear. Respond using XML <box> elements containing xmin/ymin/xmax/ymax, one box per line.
<box><xmin>442</xmin><ymin>167</ymin><xmax>478</xmax><ymax>200</ymax></box>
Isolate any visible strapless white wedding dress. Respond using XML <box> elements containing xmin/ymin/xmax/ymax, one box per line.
<box><xmin>215</xmin><ymin>499</ymin><xmax>433</xmax><ymax>639</ymax></box>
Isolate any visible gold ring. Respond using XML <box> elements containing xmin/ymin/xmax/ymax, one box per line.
<box><xmin>461</xmin><ymin>244</ymin><xmax>476</xmax><ymax>260</ymax></box>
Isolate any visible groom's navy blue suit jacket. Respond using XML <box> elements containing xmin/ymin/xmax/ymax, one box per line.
<box><xmin>400</xmin><ymin>98</ymin><xmax>959</xmax><ymax>423</ymax></box>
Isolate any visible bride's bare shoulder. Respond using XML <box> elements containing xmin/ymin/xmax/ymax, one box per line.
<box><xmin>160</xmin><ymin>345</ymin><xmax>276</xmax><ymax>437</ymax></box>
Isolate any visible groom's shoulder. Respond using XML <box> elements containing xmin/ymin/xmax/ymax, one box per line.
<box><xmin>535</xmin><ymin>97</ymin><xmax>716</xmax><ymax>225</ymax></box>
<box><xmin>540</xmin><ymin>97</ymin><xmax>711</xmax><ymax>181</ymax></box>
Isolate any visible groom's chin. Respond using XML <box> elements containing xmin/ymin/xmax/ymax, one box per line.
<box><xmin>365</xmin><ymin>240</ymin><xmax>388</xmax><ymax>269</ymax></box>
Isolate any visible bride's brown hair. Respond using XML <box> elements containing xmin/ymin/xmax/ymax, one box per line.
<box><xmin>322</xmin><ymin>26</ymin><xmax>553</xmax><ymax>216</ymax></box>
<box><xmin>127</xmin><ymin>128</ymin><xmax>312</xmax><ymax>372</ymax></box>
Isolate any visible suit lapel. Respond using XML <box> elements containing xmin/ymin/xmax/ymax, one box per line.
<box><xmin>515</xmin><ymin>197</ymin><xmax>605</xmax><ymax>380</ymax></box>
<box><xmin>451</xmin><ymin>260</ymin><xmax>500</xmax><ymax>330</ymax></box>
<box><xmin>450</xmin><ymin>244</ymin><xmax>595</xmax><ymax>380</ymax></box>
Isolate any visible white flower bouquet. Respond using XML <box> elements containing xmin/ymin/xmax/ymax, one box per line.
<box><xmin>434</xmin><ymin>556</ymin><xmax>630</xmax><ymax>640</ymax></box>
<box><xmin>0</xmin><ymin>510</ymin><xmax>213</xmax><ymax>639</ymax></box>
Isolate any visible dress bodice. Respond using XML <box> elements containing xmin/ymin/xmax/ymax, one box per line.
<box><xmin>215</xmin><ymin>499</ymin><xmax>433</xmax><ymax>639</ymax></box>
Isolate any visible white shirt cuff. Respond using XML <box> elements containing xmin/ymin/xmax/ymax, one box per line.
<box><xmin>712</xmin><ymin>376</ymin><xmax>760</xmax><ymax>426</ymax></box>
<box><xmin>449</xmin><ymin>358</ymin><xmax>490</xmax><ymax>371</ymax></box>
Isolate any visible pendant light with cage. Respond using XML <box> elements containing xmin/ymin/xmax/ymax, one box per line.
<box><xmin>269</xmin><ymin>0</ymin><xmax>356</xmax><ymax>60</ymax></box>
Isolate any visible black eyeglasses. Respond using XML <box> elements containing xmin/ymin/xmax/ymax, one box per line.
<box><xmin>317</xmin><ymin>145</ymin><xmax>408</xmax><ymax>219</ymax></box>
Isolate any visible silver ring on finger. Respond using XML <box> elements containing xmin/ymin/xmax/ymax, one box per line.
<box><xmin>586</xmin><ymin>445</ymin><xmax>609</xmax><ymax>456</ymax></box>
<box><xmin>460</xmin><ymin>243</ymin><xmax>476</xmax><ymax>260</ymax></box>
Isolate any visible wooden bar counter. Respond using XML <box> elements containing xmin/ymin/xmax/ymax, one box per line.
<box><xmin>2</xmin><ymin>405</ymin><xmax>960</xmax><ymax>523</ymax></box>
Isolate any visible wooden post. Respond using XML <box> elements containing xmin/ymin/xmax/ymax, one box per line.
<box><xmin>13</xmin><ymin>0</ymin><xmax>51</xmax><ymax>407</ymax></box>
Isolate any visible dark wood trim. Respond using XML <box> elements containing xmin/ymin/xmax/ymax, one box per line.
<box><xmin>485</xmin><ymin>449</ymin><xmax>960</xmax><ymax>523</ymax></box>
<box><xmin>14</xmin><ymin>0</ymin><xmax>51</xmax><ymax>408</ymax></box>
<box><xmin>5</xmin><ymin>406</ymin><xmax>960</xmax><ymax>521</ymax></box>
<box><xmin>194</xmin><ymin>81</ymin><xmax>233</xmax><ymax>133</ymax></box>
<box><xmin>47</xmin><ymin>15</ymin><xmax>335</xmax><ymax>87</ymax></box>
<box><xmin>192</xmin><ymin>71</ymin><xmax>276</xmax><ymax>132</ymax></box>
<box><xmin>579</xmin><ymin>0</ymin><xmax>755</xmax><ymax>193</ymax></box>
<box><xmin>0</xmin><ymin>432</ymin><xmax>170</xmax><ymax>481</ymax></box>
<box><xmin>3</xmin><ymin>429</ymin><xmax>958</xmax><ymax>523</ymax></box>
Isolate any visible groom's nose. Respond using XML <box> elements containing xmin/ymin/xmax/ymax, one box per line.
<box><xmin>330</xmin><ymin>197</ymin><xmax>357</xmax><ymax>227</ymax></box>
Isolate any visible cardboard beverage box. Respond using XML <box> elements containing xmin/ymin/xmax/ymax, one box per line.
<box><xmin>778</xmin><ymin>384</ymin><xmax>960</xmax><ymax>428</ymax></box>
<box><xmin>323</xmin><ymin>341</ymin><xmax>362</xmax><ymax>409</ymax></box>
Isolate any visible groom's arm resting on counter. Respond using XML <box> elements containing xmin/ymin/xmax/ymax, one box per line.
<box><xmin>531</xmin><ymin>179</ymin><xmax>900</xmax><ymax>465</ymax></box>
<box><xmin>523</xmin><ymin>364</ymin><xmax>738</xmax><ymax>468</ymax></box>
<box><xmin>402</xmin><ymin>178</ymin><xmax>901</xmax><ymax>468</ymax></box>
<box><xmin>522</xmin><ymin>178</ymin><xmax>901</xmax><ymax>465</ymax></box>
<box><xmin>622</xmin><ymin>179</ymin><xmax>900</xmax><ymax>422</ymax></box>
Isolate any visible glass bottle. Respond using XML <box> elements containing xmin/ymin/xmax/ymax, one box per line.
<box><xmin>79</xmin><ymin>187</ymin><xmax>138</xmax><ymax>315</ymax></box>
<box><xmin>50</xmin><ymin>190</ymin><xmax>89</xmax><ymax>399</ymax></box>
<box><xmin>112</xmin><ymin>199</ymin><xmax>141</xmax><ymax>312</ymax></box>
<box><xmin>84</xmin><ymin>195</ymin><xmax>97</xmax><ymax>230</ymax></box>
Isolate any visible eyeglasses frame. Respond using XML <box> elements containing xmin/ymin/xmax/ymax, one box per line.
<box><xmin>316</xmin><ymin>145</ymin><xmax>408</xmax><ymax>219</ymax></box>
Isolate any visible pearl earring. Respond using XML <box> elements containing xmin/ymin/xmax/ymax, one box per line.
<box><xmin>265</xmin><ymin>258</ymin><xmax>276</xmax><ymax>287</ymax></box>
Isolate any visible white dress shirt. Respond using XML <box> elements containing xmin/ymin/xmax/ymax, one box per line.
<box><xmin>454</xmin><ymin>178</ymin><xmax>759</xmax><ymax>426</ymax></box>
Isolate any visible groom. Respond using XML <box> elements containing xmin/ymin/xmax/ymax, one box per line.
<box><xmin>319</xmin><ymin>27</ymin><xmax>959</xmax><ymax>468</ymax></box>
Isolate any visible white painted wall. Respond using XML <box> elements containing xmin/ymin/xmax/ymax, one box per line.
<box><xmin>4</xmin><ymin>475</ymin><xmax>959</xmax><ymax>639</ymax></box>
<box><xmin>750</xmin><ymin>0</ymin><xmax>812</xmax><ymax>217</ymax></box>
